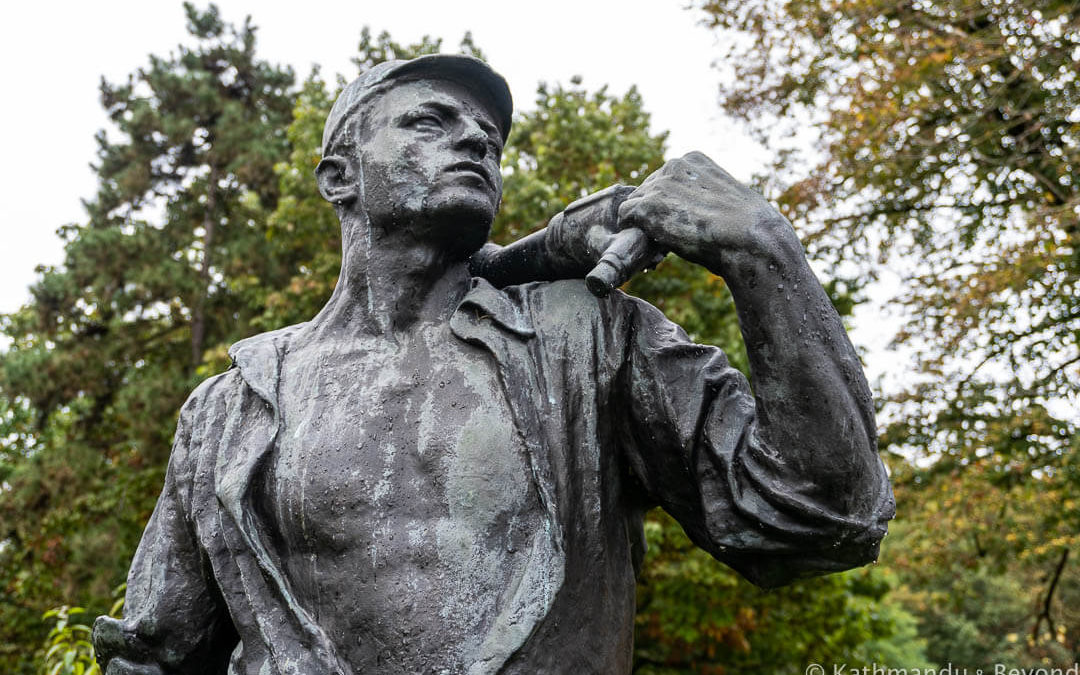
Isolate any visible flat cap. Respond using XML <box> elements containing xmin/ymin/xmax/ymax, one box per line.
<box><xmin>322</xmin><ymin>54</ymin><xmax>513</xmax><ymax>156</ymax></box>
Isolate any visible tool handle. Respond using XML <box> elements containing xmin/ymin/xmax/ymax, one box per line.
<box><xmin>585</xmin><ymin>227</ymin><xmax>660</xmax><ymax>297</ymax></box>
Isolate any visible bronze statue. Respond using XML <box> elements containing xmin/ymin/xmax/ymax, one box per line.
<box><xmin>93</xmin><ymin>54</ymin><xmax>894</xmax><ymax>675</ymax></box>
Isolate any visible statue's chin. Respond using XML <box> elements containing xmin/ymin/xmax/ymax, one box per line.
<box><xmin>418</xmin><ymin>195</ymin><xmax>496</xmax><ymax>260</ymax></box>
<box><xmin>441</xmin><ymin>218</ymin><xmax>493</xmax><ymax>261</ymax></box>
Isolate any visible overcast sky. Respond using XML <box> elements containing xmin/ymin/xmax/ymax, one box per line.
<box><xmin>0</xmin><ymin>1</ymin><xmax>762</xmax><ymax>309</ymax></box>
<box><xmin>0</xmin><ymin>0</ymin><xmax>908</xmax><ymax>382</ymax></box>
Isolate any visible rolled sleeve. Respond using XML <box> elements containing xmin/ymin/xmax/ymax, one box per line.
<box><xmin>616</xmin><ymin>296</ymin><xmax>894</xmax><ymax>588</ymax></box>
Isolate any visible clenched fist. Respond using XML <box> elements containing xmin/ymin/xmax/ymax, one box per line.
<box><xmin>617</xmin><ymin>151</ymin><xmax>800</xmax><ymax>277</ymax></box>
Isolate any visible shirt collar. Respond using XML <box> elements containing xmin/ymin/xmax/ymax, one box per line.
<box><xmin>227</xmin><ymin>277</ymin><xmax>535</xmax><ymax>408</ymax></box>
<box><xmin>454</xmin><ymin>277</ymin><xmax>536</xmax><ymax>339</ymax></box>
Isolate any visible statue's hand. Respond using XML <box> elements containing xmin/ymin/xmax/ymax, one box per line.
<box><xmin>543</xmin><ymin>184</ymin><xmax>666</xmax><ymax>296</ymax></box>
<box><xmin>618</xmin><ymin>152</ymin><xmax>798</xmax><ymax>276</ymax></box>
<box><xmin>529</xmin><ymin>154</ymin><xmax>797</xmax><ymax>296</ymax></box>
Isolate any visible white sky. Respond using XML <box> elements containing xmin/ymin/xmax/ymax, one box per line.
<box><xmin>0</xmin><ymin>0</ymin><xmax>904</xmax><ymax>381</ymax></box>
<box><xmin>0</xmin><ymin>1</ymin><xmax>762</xmax><ymax>309</ymax></box>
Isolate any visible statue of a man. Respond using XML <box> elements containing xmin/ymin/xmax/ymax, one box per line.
<box><xmin>93</xmin><ymin>55</ymin><xmax>894</xmax><ymax>675</ymax></box>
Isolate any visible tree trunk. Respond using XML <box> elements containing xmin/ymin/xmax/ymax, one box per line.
<box><xmin>190</xmin><ymin>169</ymin><xmax>218</xmax><ymax>370</ymax></box>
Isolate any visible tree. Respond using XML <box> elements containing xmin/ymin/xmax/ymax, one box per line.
<box><xmin>0</xmin><ymin>5</ymin><xmax>295</xmax><ymax>672</ymax></box>
<box><xmin>634</xmin><ymin>512</ymin><xmax>931</xmax><ymax>674</ymax></box>
<box><xmin>2</xmin><ymin>11</ymin><xmax>923</xmax><ymax>671</ymax></box>
<box><xmin>885</xmin><ymin>474</ymin><xmax>1079</xmax><ymax>668</ymax></box>
<box><xmin>696</xmin><ymin>0</ymin><xmax>1080</xmax><ymax>660</ymax></box>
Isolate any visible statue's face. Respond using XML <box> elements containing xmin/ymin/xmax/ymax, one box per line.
<box><xmin>355</xmin><ymin>78</ymin><xmax>504</xmax><ymax>258</ymax></box>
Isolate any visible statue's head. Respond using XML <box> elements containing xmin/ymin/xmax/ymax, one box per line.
<box><xmin>317</xmin><ymin>55</ymin><xmax>512</xmax><ymax>260</ymax></box>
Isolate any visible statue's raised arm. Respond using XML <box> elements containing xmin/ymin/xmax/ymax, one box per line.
<box><xmin>474</xmin><ymin>150</ymin><xmax>894</xmax><ymax>585</ymax></box>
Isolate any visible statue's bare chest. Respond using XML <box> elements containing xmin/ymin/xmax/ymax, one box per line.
<box><xmin>266</xmin><ymin>326</ymin><xmax>542</xmax><ymax>670</ymax></box>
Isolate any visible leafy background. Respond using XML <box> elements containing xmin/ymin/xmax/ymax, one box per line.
<box><xmin>2</xmin><ymin>2</ymin><xmax>1077</xmax><ymax>672</ymax></box>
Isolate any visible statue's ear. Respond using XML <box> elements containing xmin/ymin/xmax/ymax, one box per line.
<box><xmin>316</xmin><ymin>155</ymin><xmax>359</xmax><ymax>206</ymax></box>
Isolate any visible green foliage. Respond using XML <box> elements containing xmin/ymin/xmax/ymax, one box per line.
<box><xmin>257</xmin><ymin>69</ymin><xmax>339</xmax><ymax>328</ymax></box>
<box><xmin>697</xmin><ymin>0</ymin><xmax>1080</xmax><ymax>662</ymax></box>
<box><xmin>351</xmin><ymin>25</ymin><xmax>484</xmax><ymax>73</ymax></box>
<box><xmin>698</xmin><ymin>0</ymin><xmax>1080</xmax><ymax>473</ymax></box>
<box><xmin>897</xmin><ymin>562</ymin><xmax>1074</xmax><ymax>668</ymax></box>
<box><xmin>1</xmin><ymin>9</ymin><xmax>923</xmax><ymax>673</ymax></box>
<box><xmin>884</xmin><ymin>463</ymin><xmax>1080</xmax><ymax>665</ymax></box>
<box><xmin>0</xmin><ymin>4</ymin><xmax>295</xmax><ymax>672</ymax></box>
<box><xmin>495</xmin><ymin>78</ymin><xmax>667</xmax><ymax>241</ymax></box>
<box><xmin>39</xmin><ymin>592</ymin><xmax>121</xmax><ymax>675</ymax></box>
<box><xmin>40</xmin><ymin>607</ymin><xmax>98</xmax><ymax>675</ymax></box>
<box><xmin>633</xmin><ymin>512</ymin><xmax>929</xmax><ymax>674</ymax></box>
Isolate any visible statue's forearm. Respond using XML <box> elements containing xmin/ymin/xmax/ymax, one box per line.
<box><xmin>716</xmin><ymin>227</ymin><xmax>880</xmax><ymax>493</ymax></box>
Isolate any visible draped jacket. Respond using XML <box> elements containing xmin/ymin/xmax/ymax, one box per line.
<box><xmin>93</xmin><ymin>278</ymin><xmax>894</xmax><ymax>675</ymax></box>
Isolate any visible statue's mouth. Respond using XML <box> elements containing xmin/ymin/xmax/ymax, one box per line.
<box><xmin>444</xmin><ymin>161</ymin><xmax>496</xmax><ymax>192</ymax></box>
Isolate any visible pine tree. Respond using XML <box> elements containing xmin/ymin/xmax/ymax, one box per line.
<box><xmin>0</xmin><ymin>5</ymin><xmax>295</xmax><ymax>671</ymax></box>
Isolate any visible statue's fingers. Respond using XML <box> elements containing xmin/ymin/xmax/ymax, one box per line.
<box><xmin>585</xmin><ymin>227</ymin><xmax>666</xmax><ymax>297</ymax></box>
<box><xmin>617</xmin><ymin>194</ymin><xmax>649</xmax><ymax>230</ymax></box>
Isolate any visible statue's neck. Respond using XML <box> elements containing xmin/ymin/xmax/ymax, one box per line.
<box><xmin>312</xmin><ymin>213</ymin><xmax>472</xmax><ymax>340</ymax></box>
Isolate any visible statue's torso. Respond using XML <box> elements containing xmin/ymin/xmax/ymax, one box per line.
<box><xmin>267</xmin><ymin>322</ymin><xmax>542</xmax><ymax>673</ymax></box>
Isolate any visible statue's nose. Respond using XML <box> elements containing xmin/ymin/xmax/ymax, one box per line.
<box><xmin>455</xmin><ymin>120</ymin><xmax>490</xmax><ymax>160</ymax></box>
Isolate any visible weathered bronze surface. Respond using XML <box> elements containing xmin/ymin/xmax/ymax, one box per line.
<box><xmin>94</xmin><ymin>54</ymin><xmax>894</xmax><ymax>675</ymax></box>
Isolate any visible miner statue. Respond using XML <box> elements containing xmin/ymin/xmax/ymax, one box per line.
<box><xmin>94</xmin><ymin>54</ymin><xmax>894</xmax><ymax>675</ymax></box>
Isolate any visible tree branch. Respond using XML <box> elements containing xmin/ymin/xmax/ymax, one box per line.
<box><xmin>1031</xmin><ymin>548</ymin><xmax>1069</xmax><ymax>644</ymax></box>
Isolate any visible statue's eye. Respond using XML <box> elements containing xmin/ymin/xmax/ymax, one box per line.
<box><xmin>408</xmin><ymin>113</ymin><xmax>444</xmax><ymax>130</ymax></box>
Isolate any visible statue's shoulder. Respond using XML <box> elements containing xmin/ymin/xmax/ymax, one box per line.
<box><xmin>466</xmin><ymin>278</ymin><xmax>605</xmax><ymax>337</ymax></box>
<box><xmin>518</xmin><ymin>279</ymin><xmax>696</xmax><ymax>358</ymax></box>
<box><xmin>168</xmin><ymin>324</ymin><xmax>310</xmax><ymax>471</ymax></box>
<box><xmin>225</xmin><ymin>322</ymin><xmax>310</xmax><ymax>407</ymax></box>
<box><xmin>515</xmin><ymin>278</ymin><xmax>644</xmax><ymax>328</ymax></box>
<box><xmin>227</xmin><ymin>322</ymin><xmax>307</xmax><ymax>366</ymax></box>
<box><xmin>177</xmin><ymin>322</ymin><xmax>309</xmax><ymax>422</ymax></box>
